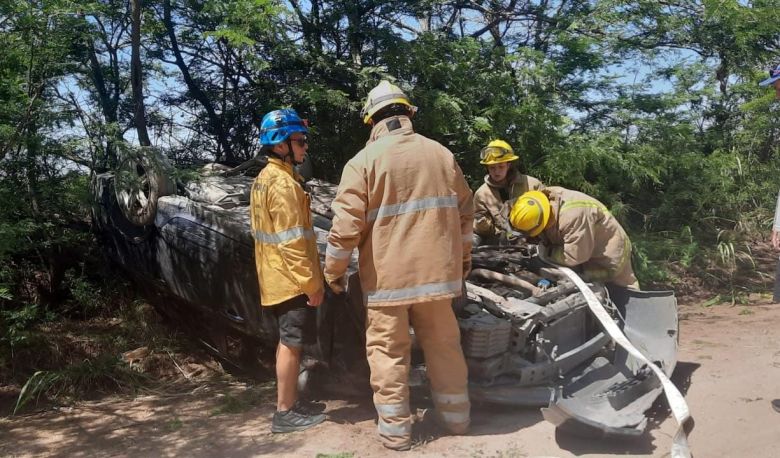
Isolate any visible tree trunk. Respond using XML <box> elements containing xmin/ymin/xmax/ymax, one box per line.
<box><xmin>82</xmin><ymin>15</ymin><xmax>122</xmax><ymax>169</ymax></box>
<box><xmin>131</xmin><ymin>0</ymin><xmax>152</xmax><ymax>147</ymax></box>
<box><xmin>163</xmin><ymin>0</ymin><xmax>234</xmax><ymax>162</ymax></box>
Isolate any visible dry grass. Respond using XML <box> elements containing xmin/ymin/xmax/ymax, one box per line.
<box><xmin>2</xmin><ymin>298</ymin><xmax>227</xmax><ymax>416</ymax></box>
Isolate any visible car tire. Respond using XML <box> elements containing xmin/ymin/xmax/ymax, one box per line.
<box><xmin>114</xmin><ymin>147</ymin><xmax>175</xmax><ymax>227</ymax></box>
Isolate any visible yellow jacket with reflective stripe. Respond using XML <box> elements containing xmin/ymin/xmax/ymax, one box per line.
<box><xmin>250</xmin><ymin>157</ymin><xmax>324</xmax><ymax>306</ymax></box>
<box><xmin>541</xmin><ymin>186</ymin><xmax>637</xmax><ymax>288</ymax></box>
<box><xmin>324</xmin><ymin>116</ymin><xmax>474</xmax><ymax>307</ymax></box>
<box><xmin>473</xmin><ymin>170</ymin><xmax>544</xmax><ymax>242</ymax></box>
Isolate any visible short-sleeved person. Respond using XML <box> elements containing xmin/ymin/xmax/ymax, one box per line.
<box><xmin>250</xmin><ymin>108</ymin><xmax>326</xmax><ymax>433</ymax></box>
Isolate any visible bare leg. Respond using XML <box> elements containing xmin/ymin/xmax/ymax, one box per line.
<box><xmin>276</xmin><ymin>341</ymin><xmax>301</xmax><ymax>411</ymax></box>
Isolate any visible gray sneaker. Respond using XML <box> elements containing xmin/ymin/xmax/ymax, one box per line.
<box><xmin>293</xmin><ymin>399</ymin><xmax>325</xmax><ymax>415</ymax></box>
<box><xmin>271</xmin><ymin>407</ymin><xmax>326</xmax><ymax>433</ymax></box>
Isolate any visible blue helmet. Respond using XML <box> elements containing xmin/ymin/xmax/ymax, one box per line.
<box><xmin>259</xmin><ymin>108</ymin><xmax>308</xmax><ymax>146</ymax></box>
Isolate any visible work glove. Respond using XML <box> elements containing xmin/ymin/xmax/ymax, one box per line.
<box><xmin>526</xmin><ymin>244</ymin><xmax>538</xmax><ymax>257</ymax></box>
<box><xmin>536</xmin><ymin>244</ymin><xmax>552</xmax><ymax>262</ymax></box>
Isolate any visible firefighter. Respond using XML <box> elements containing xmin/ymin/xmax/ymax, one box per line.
<box><xmin>250</xmin><ymin>108</ymin><xmax>326</xmax><ymax>433</ymax></box>
<box><xmin>509</xmin><ymin>187</ymin><xmax>639</xmax><ymax>289</ymax></box>
<box><xmin>323</xmin><ymin>81</ymin><xmax>474</xmax><ymax>450</ymax></box>
<box><xmin>473</xmin><ymin>139</ymin><xmax>544</xmax><ymax>245</ymax></box>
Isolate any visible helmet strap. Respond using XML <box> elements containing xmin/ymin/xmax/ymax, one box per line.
<box><xmin>287</xmin><ymin>138</ymin><xmax>303</xmax><ymax>166</ymax></box>
<box><xmin>268</xmin><ymin>138</ymin><xmax>301</xmax><ymax>165</ymax></box>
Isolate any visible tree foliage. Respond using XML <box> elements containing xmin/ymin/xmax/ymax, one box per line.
<box><xmin>1</xmin><ymin>0</ymin><xmax>779</xmax><ymax>332</ymax></box>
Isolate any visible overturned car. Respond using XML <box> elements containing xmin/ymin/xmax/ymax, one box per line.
<box><xmin>91</xmin><ymin>149</ymin><xmax>682</xmax><ymax>439</ymax></box>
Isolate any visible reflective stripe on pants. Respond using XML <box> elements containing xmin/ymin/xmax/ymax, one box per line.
<box><xmin>414</xmin><ymin>303</ymin><xmax>470</xmax><ymax>434</ymax></box>
<box><xmin>376</xmin><ymin>403</ymin><xmax>411</xmax><ymax>440</ymax></box>
<box><xmin>366</xmin><ymin>298</ymin><xmax>470</xmax><ymax>447</ymax></box>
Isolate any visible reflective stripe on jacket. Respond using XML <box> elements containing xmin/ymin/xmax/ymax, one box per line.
<box><xmin>324</xmin><ymin>116</ymin><xmax>474</xmax><ymax>307</ymax></box>
<box><xmin>250</xmin><ymin>157</ymin><xmax>323</xmax><ymax>306</ymax></box>
<box><xmin>542</xmin><ymin>186</ymin><xmax>637</xmax><ymax>287</ymax></box>
<box><xmin>473</xmin><ymin>171</ymin><xmax>544</xmax><ymax>241</ymax></box>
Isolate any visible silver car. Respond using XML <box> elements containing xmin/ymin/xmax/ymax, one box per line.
<box><xmin>91</xmin><ymin>149</ymin><xmax>681</xmax><ymax>438</ymax></box>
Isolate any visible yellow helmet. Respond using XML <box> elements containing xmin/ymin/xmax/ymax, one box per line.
<box><xmin>509</xmin><ymin>190</ymin><xmax>550</xmax><ymax>237</ymax></box>
<box><xmin>479</xmin><ymin>139</ymin><xmax>520</xmax><ymax>165</ymax></box>
<box><xmin>360</xmin><ymin>80</ymin><xmax>416</xmax><ymax>125</ymax></box>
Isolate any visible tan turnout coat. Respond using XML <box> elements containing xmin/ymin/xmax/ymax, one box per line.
<box><xmin>324</xmin><ymin>116</ymin><xmax>474</xmax><ymax>307</ymax></box>
<box><xmin>474</xmin><ymin>171</ymin><xmax>543</xmax><ymax>242</ymax></box>
<box><xmin>541</xmin><ymin>186</ymin><xmax>638</xmax><ymax>288</ymax></box>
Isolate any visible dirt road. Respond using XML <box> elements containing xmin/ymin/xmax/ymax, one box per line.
<box><xmin>2</xmin><ymin>302</ymin><xmax>779</xmax><ymax>457</ymax></box>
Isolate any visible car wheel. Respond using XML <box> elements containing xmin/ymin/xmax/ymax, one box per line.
<box><xmin>114</xmin><ymin>147</ymin><xmax>175</xmax><ymax>227</ymax></box>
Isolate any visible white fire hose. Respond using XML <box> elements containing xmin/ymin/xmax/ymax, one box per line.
<box><xmin>557</xmin><ymin>266</ymin><xmax>693</xmax><ymax>458</ymax></box>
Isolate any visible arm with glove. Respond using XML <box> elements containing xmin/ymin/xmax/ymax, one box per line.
<box><xmin>455</xmin><ymin>161</ymin><xmax>475</xmax><ymax>279</ymax></box>
<box><xmin>473</xmin><ymin>195</ymin><xmax>500</xmax><ymax>242</ymax></box>
<box><xmin>324</xmin><ymin>161</ymin><xmax>367</xmax><ymax>294</ymax></box>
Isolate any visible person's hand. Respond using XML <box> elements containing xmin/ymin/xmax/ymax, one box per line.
<box><xmin>327</xmin><ymin>276</ymin><xmax>347</xmax><ymax>295</ymax></box>
<box><xmin>307</xmin><ymin>288</ymin><xmax>325</xmax><ymax>307</ymax></box>
<box><xmin>536</xmin><ymin>244</ymin><xmax>551</xmax><ymax>262</ymax></box>
<box><xmin>772</xmin><ymin>229</ymin><xmax>780</xmax><ymax>251</ymax></box>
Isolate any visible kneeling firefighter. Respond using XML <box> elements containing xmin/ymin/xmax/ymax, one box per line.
<box><xmin>509</xmin><ymin>186</ymin><xmax>639</xmax><ymax>289</ymax></box>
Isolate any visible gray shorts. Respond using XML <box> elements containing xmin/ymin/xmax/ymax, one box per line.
<box><xmin>269</xmin><ymin>294</ymin><xmax>316</xmax><ymax>347</ymax></box>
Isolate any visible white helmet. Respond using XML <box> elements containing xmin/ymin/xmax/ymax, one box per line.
<box><xmin>360</xmin><ymin>80</ymin><xmax>417</xmax><ymax>125</ymax></box>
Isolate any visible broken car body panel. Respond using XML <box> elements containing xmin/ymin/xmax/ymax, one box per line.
<box><xmin>542</xmin><ymin>288</ymin><xmax>679</xmax><ymax>437</ymax></box>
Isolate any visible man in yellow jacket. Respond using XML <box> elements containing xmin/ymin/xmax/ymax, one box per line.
<box><xmin>324</xmin><ymin>81</ymin><xmax>474</xmax><ymax>450</ymax></box>
<box><xmin>473</xmin><ymin>139</ymin><xmax>544</xmax><ymax>245</ymax></box>
<box><xmin>250</xmin><ymin>108</ymin><xmax>326</xmax><ymax>433</ymax></box>
<box><xmin>509</xmin><ymin>187</ymin><xmax>639</xmax><ymax>289</ymax></box>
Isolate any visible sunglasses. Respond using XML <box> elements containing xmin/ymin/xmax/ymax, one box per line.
<box><xmin>479</xmin><ymin>146</ymin><xmax>511</xmax><ymax>161</ymax></box>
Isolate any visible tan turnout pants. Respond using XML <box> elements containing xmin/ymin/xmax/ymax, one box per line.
<box><xmin>366</xmin><ymin>298</ymin><xmax>470</xmax><ymax>449</ymax></box>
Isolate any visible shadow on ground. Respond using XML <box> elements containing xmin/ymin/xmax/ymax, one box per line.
<box><xmin>552</xmin><ymin>360</ymin><xmax>699</xmax><ymax>456</ymax></box>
